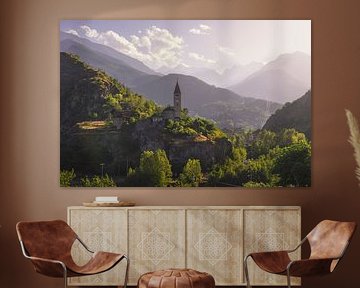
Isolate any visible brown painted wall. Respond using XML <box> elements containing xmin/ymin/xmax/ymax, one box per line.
<box><xmin>1</xmin><ymin>0</ymin><xmax>360</xmax><ymax>287</ymax></box>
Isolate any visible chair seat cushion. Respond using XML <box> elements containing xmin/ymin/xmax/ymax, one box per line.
<box><xmin>138</xmin><ymin>269</ymin><xmax>215</xmax><ymax>288</ymax></box>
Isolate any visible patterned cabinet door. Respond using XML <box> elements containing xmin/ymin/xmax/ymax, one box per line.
<box><xmin>68</xmin><ymin>208</ymin><xmax>127</xmax><ymax>286</ymax></box>
<box><xmin>187</xmin><ymin>209</ymin><xmax>243</xmax><ymax>285</ymax></box>
<box><xmin>128</xmin><ymin>209</ymin><xmax>186</xmax><ymax>285</ymax></box>
<box><xmin>243</xmin><ymin>208</ymin><xmax>301</xmax><ymax>286</ymax></box>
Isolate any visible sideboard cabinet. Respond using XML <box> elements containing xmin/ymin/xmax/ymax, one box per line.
<box><xmin>67</xmin><ymin>206</ymin><xmax>301</xmax><ymax>286</ymax></box>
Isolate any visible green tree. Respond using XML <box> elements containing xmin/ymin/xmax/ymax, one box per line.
<box><xmin>243</xmin><ymin>181</ymin><xmax>272</xmax><ymax>188</ymax></box>
<box><xmin>179</xmin><ymin>159</ymin><xmax>203</xmax><ymax>187</ymax></box>
<box><xmin>80</xmin><ymin>174</ymin><xmax>116</xmax><ymax>187</ymax></box>
<box><xmin>104</xmin><ymin>90</ymin><xmax>160</xmax><ymax>125</ymax></box>
<box><xmin>60</xmin><ymin>169</ymin><xmax>76</xmax><ymax>187</ymax></box>
<box><xmin>237</xmin><ymin>156</ymin><xmax>278</xmax><ymax>186</ymax></box>
<box><xmin>229</xmin><ymin>129</ymin><xmax>253</xmax><ymax>148</ymax></box>
<box><xmin>208</xmin><ymin>147</ymin><xmax>247</xmax><ymax>186</ymax></box>
<box><xmin>165</xmin><ymin>116</ymin><xmax>225</xmax><ymax>139</ymax></box>
<box><xmin>273</xmin><ymin>141</ymin><xmax>311</xmax><ymax>186</ymax></box>
<box><xmin>126</xmin><ymin>149</ymin><xmax>172</xmax><ymax>187</ymax></box>
<box><xmin>247</xmin><ymin>130</ymin><xmax>277</xmax><ymax>159</ymax></box>
<box><xmin>277</xmin><ymin>128</ymin><xmax>307</xmax><ymax>147</ymax></box>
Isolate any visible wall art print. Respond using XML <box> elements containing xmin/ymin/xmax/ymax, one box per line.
<box><xmin>60</xmin><ymin>20</ymin><xmax>311</xmax><ymax>188</ymax></box>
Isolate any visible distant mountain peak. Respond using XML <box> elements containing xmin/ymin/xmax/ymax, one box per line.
<box><xmin>228</xmin><ymin>51</ymin><xmax>311</xmax><ymax>103</ymax></box>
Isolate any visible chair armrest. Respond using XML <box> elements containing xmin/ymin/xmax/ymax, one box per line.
<box><xmin>286</xmin><ymin>237</ymin><xmax>307</xmax><ymax>253</ymax></box>
<box><xmin>245</xmin><ymin>237</ymin><xmax>306</xmax><ymax>259</ymax></box>
<box><xmin>76</xmin><ymin>236</ymin><xmax>94</xmax><ymax>253</ymax></box>
<box><xmin>19</xmin><ymin>240</ymin><xmax>67</xmax><ymax>277</ymax></box>
<box><xmin>287</xmin><ymin>258</ymin><xmax>335</xmax><ymax>277</ymax></box>
<box><xmin>248</xmin><ymin>250</ymin><xmax>289</xmax><ymax>256</ymax></box>
<box><xmin>26</xmin><ymin>255</ymin><xmax>67</xmax><ymax>278</ymax></box>
<box><xmin>26</xmin><ymin>255</ymin><xmax>64</xmax><ymax>265</ymax></box>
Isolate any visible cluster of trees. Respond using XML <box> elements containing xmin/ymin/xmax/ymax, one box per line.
<box><xmin>61</xmin><ymin>150</ymin><xmax>203</xmax><ymax>187</ymax></box>
<box><xmin>208</xmin><ymin>128</ymin><xmax>311</xmax><ymax>187</ymax></box>
<box><xmin>60</xmin><ymin>169</ymin><xmax>116</xmax><ymax>187</ymax></box>
<box><xmin>61</xmin><ymin>128</ymin><xmax>310</xmax><ymax>188</ymax></box>
<box><xmin>126</xmin><ymin>150</ymin><xmax>203</xmax><ymax>187</ymax></box>
<box><xmin>104</xmin><ymin>89</ymin><xmax>160</xmax><ymax>124</ymax></box>
<box><xmin>166</xmin><ymin>116</ymin><xmax>225</xmax><ymax>140</ymax></box>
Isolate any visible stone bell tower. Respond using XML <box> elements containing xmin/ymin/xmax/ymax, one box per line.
<box><xmin>174</xmin><ymin>80</ymin><xmax>181</xmax><ymax>119</ymax></box>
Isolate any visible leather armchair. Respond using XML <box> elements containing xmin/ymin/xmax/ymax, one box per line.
<box><xmin>244</xmin><ymin>220</ymin><xmax>356</xmax><ymax>288</ymax></box>
<box><xmin>16</xmin><ymin>219</ymin><xmax>129</xmax><ymax>288</ymax></box>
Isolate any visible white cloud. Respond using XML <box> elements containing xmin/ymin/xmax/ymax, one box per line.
<box><xmin>98</xmin><ymin>30</ymin><xmax>145</xmax><ymax>60</ymax></box>
<box><xmin>80</xmin><ymin>25</ymin><xmax>99</xmax><ymax>38</ymax></box>
<box><xmin>188</xmin><ymin>52</ymin><xmax>216</xmax><ymax>64</ymax></box>
<box><xmin>66</xmin><ymin>29</ymin><xmax>79</xmax><ymax>36</ymax></box>
<box><xmin>180</xmin><ymin>63</ymin><xmax>190</xmax><ymax>68</ymax></box>
<box><xmin>218</xmin><ymin>45</ymin><xmax>236</xmax><ymax>57</ymax></box>
<box><xmin>189</xmin><ymin>24</ymin><xmax>212</xmax><ymax>35</ymax></box>
<box><xmin>189</xmin><ymin>28</ymin><xmax>202</xmax><ymax>35</ymax></box>
<box><xmin>199</xmin><ymin>24</ymin><xmax>211</xmax><ymax>31</ymax></box>
<box><xmin>70</xmin><ymin>25</ymin><xmax>184</xmax><ymax>69</ymax></box>
<box><xmin>130</xmin><ymin>35</ymin><xmax>151</xmax><ymax>50</ymax></box>
<box><xmin>136</xmin><ymin>26</ymin><xmax>184</xmax><ymax>68</ymax></box>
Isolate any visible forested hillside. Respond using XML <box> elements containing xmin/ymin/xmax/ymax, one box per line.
<box><xmin>263</xmin><ymin>90</ymin><xmax>311</xmax><ymax>139</ymax></box>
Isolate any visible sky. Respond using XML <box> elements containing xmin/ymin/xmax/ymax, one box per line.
<box><xmin>60</xmin><ymin>20</ymin><xmax>311</xmax><ymax>73</ymax></box>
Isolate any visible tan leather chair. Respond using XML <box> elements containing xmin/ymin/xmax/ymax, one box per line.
<box><xmin>244</xmin><ymin>220</ymin><xmax>356</xmax><ymax>288</ymax></box>
<box><xmin>16</xmin><ymin>219</ymin><xmax>129</xmax><ymax>288</ymax></box>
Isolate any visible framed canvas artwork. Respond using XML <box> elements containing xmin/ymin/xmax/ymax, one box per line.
<box><xmin>60</xmin><ymin>20</ymin><xmax>311</xmax><ymax>187</ymax></box>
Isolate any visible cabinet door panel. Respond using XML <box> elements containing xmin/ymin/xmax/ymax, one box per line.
<box><xmin>68</xmin><ymin>209</ymin><xmax>127</xmax><ymax>286</ymax></box>
<box><xmin>187</xmin><ymin>209</ymin><xmax>242</xmax><ymax>285</ymax></box>
<box><xmin>244</xmin><ymin>209</ymin><xmax>301</xmax><ymax>286</ymax></box>
<box><xmin>128</xmin><ymin>209</ymin><xmax>186</xmax><ymax>284</ymax></box>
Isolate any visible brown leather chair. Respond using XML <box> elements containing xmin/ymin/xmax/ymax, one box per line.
<box><xmin>244</xmin><ymin>220</ymin><xmax>356</xmax><ymax>288</ymax></box>
<box><xmin>16</xmin><ymin>219</ymin><xmax>129</xmax><ymax>288</ymax></box>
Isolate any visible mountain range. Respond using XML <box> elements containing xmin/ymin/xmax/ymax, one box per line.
<box><xmin>156</xmin><ymin>62</ymin><xmax>263</xmax><ymax>88</ymax></box>
<box><xmin>61</xmin><ymin>31</ymin><xmax>158</xmax><ymax>75</ymax></box>
<box><xmin>132</xmin><ymin>73</ymin><xmax>281</xmax><ymax>129</ymax></box>
<box><xmin>60</xmin><ymin>32</ymin><xmax>160</xmax><ymax>88</ymax></box>
<box><xmin>228</xmin><ymin>52</ymin><xmax>311</xmax><ymax>103</ymax></box>
<box><xmin>60</xmin><ymin>31</ymin><xmax>310</xmax><ymax>129</ymax></box>
<box><xmin>60</xmin><ymin>32</ymin><xmax>310</xmax><ymax>104</ymax></box>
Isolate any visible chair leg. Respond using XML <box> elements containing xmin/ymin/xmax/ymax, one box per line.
<box><xmin>244</xmin><ymin>255</ymin><xmax>252</xmax><ymax>288</ymax></box>
<box><xmin>123</xmin><ymin>255</ymin><xmax>130</xmax><ymax>288</ymax></box>
<box><xmin>62</xmin><ymin>265</ymin><xmax>68</xmax><ymax>288</ymax></box>
<box><xmin>286</xmin><ymin>269</ymin><xmax>291</xmax><ymax>288</ymax></box>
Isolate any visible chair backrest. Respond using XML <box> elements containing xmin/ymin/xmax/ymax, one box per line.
<box><xmin>16</xmin><ymin>220</ymin><xmax>77</xmax><ymax>261</ymax></box>
<box><xmin>307</xmin><ymin>220</ymin><xmax>356</xmax><ymax>260</ymax></box>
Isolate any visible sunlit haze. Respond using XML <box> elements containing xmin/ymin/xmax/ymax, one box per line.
<box><xmin>61</xmin><ymin>20</ymin><xmax>311</xmax><ymax>73</ymax></box>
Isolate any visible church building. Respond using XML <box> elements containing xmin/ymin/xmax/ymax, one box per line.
<box><xmin>160</xmin><ymin>80</ymin><xmax>182</xmax><ymax>120</ymax></box>
<box><xmin>173</xmin><ymin>80</ymin><xmax>181</xmax><ymax>119</ymax></box>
